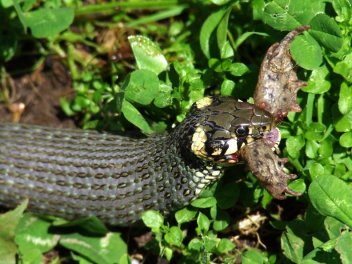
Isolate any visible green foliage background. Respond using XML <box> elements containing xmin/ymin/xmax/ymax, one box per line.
<box><xmin>1</xmin><ymin>0</ymin><xmax>352</xmax><ymax>263</ymax></box>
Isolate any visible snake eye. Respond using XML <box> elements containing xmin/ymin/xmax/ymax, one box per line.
<box><xmin>235</xmin><ymin>126</ymin><xmax>248</xmax><ymax>137</ymax></box>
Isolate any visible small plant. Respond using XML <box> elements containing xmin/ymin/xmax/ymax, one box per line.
<box><xmin>0</xmin><ymin>0</ymin><xmax>352</xmax><ymax>263</ymax></box>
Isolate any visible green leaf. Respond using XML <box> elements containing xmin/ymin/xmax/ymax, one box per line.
<box><xmin>302</xmin><ymin>65</ymin><xmax>331</xmax><ymax>93</ymax></box>
<box><xmin>164</xmin><ymin>226</ymin><xmax>184</xmax><ymax>247</ymax></box>
<box><xmin>191</xmin><ymin>197</ymin><xmax>217</xmax><ymax>208</ymax></box>
<box><xmin>288</xmin><ymin>178</ymin><xmax>306</xmax><ymax>194</ymax></box>
<box><xmin>188</xmin><ymin>238</ymin><xmax>203</xmax><ymax>251</ymax></box>
<box><xmin>60</xmin><ymin>232</ymin><xmax>128</xmax><ymax>264</ymax></box>
<box><xmin>215</xmin><ymin>182</ymin><xmax>239</xmax><ymax>209</ymax></box>
<box><xmin>21</xmin><ymin>7</ymin><xmax>74</xmax><ymax>38</ymax></box>
<box><xmin>175</xmin><ymin>207</ymin><xmax>197</xmax><ymax>224</ymax></box>
<box><xmin>339</xmin><ymin>132</ymin><xmax>352</xmax><ymax>148</ymax></box>
<box><xmin>338</xmin><ymin>82</ymin><xmax>352</xmax><ymax>115</ymax></box>
<box><xmin>286</xmin><ymin>135</ymin><xmax>305</xmax><ymax>158</ymax></box>
<box><xmin>216</xmin><ymin>7</ymin><xmax>233</xmax><ymax>59</ymax></box>
<box><xmin>121</xmin><ymin>100</ymin><xmax>152</xmax><ymax>134</ymax></box>
<box><xmin>304</xmin><ymin>122</ymin><xmax>326</xmax><ymax>141</ymax></box>
<box><xmin>334</xmin><ymin>53</ymin><xmax>352</xmax><ymax>83</ymax></box>
<box><xmin>0</xmin><ymin>200</ymin><xmax>28</xmax><ymax>264</ymax></box>
<box><xmin>220</xmin><ymin>79</ymin><xmax>235</xmax><ymax>96</ymax></box>
<box><xmin>242</xmin><ymin>249</ymin><xmax>266</xmax><ymax>264</ymax></box>
<box><xmin>212</xmin><ymin>209</ymin><xmax>230</xmax><ymax>231</ymax></box>
<box><xmin>336</xmin><ymin>231</ymin><xmax>352</xmax><ymax>264</ymax></box>
<box><xmin>216</xmin><ymin>238</ymin><xmax>235</xmax><ymax>254</ymax></box>
<box><xmin>197</xmin><ymin>212</ymin><xmax>210</xmax><ymax>233</ymax></box>
<box><xmin>308</xmin><ymin>175</ymin><xmax>352</xmax><ymax>228</ymax></box>
<box><xmin>141</xmin><ymin>210</ymin><xmax>164</xmax><ymax>231</ymax></box>
<box><xmin>15</xmin><ymin>215</ymin><xmax>59</xmax><ymax>263</ymax></box>
<box><xmin>335</xmin><ymin>111</ymin><xmax>352</xmax><ymax>132</ymax></box>
<box><xmin>309</xmin><ymin>14</ymin><xmax>343</xmax><ymax>52</ymax></box>
<box><xmin>154</xmin><ymin>83</ymin><xmax>173</xmax><ymax>108</ymax></box>
<box><xmin>229</xmin><ymin>62</ymin><xmax>249</xmax><ymax>76</ymax></box>
<box><xmin>123</xmin><ymin>69</ymin><xmax>159</xmax><ymax>106</ymax></box>
<box><xmin>290</xmin><ymin>34</ymin><xmax>323</xmax><ymax>70</ymax></box>
<box><xmin>263</xmin><ymin>0</ymin><xmax>325</xmax><ymax>31</ymax></box>
<box><xmin>52</xmin><ymin>216</ymin><xmax>108</xmax><ymax>236</ymax></box>
<box><xmin>332</xmin><ymin>0</ymin><xmax>352</xmax><ymax>22</ymax></box>
<box><xmin>128</xmin><ymin>35</ymin><xmax>168</xmax><ymax>75</ymax></box>
<box><xmin>200</xmin><ymin>6</ymin><xmax>231</xmax><ymax>58</ymax></box>
<box><xmin>281</xmin><ymin>221</ymin><xmax>306</xmax><ymax>263</ymax></box>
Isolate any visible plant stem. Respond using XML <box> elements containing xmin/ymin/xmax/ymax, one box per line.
<box><xmin>75</xmin><ymin>0</ymin><xmax>181</xmax><ymax>16</ymax></box>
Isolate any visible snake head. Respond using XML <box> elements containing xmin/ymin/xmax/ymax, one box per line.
<box><xmin>188</xmin><ymin>96</ymin><xmax>278</xmax><ymax>165</ymax></box>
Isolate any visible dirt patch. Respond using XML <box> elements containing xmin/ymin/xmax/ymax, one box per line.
<box><xmin>1</xmin><ymin>59</ymin><xmax>76</xmax><ymax>128</ymax></box>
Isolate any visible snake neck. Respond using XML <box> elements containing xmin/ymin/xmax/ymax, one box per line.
<box><xmin>163</xmin><ymin>120</ymin><xmax>224</xmax><ymax>200</ymax></box>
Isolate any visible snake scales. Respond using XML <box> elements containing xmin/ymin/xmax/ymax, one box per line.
<box><xmin>0</xmin><ymin>26</ymin><xmax>309</xmax><ymax>225</ymax></box>
<box><xmin>0</xmin><ymin>98</ymin><xmax>274</xmax><ymax>225</ymax></box>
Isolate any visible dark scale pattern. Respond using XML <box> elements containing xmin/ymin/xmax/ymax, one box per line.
<box><xmin>0</xmin><ymin>97</ymin><xmax>273</xmax><ymax>225</ymax></box>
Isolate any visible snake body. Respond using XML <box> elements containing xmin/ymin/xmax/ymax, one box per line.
<box><xmin>0</xmin><ymin>97</ymin><xmax>273</xmax><ymax>225</ymax></box>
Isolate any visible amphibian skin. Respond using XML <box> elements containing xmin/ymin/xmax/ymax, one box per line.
<box><xmin>0</xmin><ymin>27</ymin><xmax>309</xmax><ymax>225</ymax></box>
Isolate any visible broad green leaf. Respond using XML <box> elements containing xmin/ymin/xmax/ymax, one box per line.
<box><xmin>281</xmin><ymin>220</ymin><xmax>307</xmax><ymax>263</ymax></box>
<box><xmin>335</xmin><ymin>111</ymin><xmax>352</xmax><ymax>132</ymax></box>
<box><xmin>339</xmin><ymin>132</ymin><xmax>352</xmax><ymax>148</ymax></box>
<box><xmin>164</xmin><ymin>226</ymin><xmax>184</xmax><ymax>247</ymax></box>
<box><xmin>21</xmin><ymin>7</ymin><xmax>74</xmax><ymax>38</ymax></box>
<box><xmin>336</xmin><ymin>231</ymin><xmax>352</xmax><ymax>264</ymax></box>
<box><xmin>197</xmin><ymin>212</ymin><xmax>210</xmax><ymax>233</ymax></box>
<box><xmin>188</xmin><ymin>238</ymin><xmax>202</xmax><ymax>251</ymax></box>
<box><xmin>290</xmin><ymin>34</ymin><xmax>323</xmax><ymax>70</ymax></box>
<box><xmin>286</xmin><ymin>135</ymin><xmax>305</xmax><ymax>158</ymax></box>
<box><xmin>52</xmin><ymin>216</ymin><xmax>108</xmax><ymax>236</ymax></box>
<box><xmin>121</xmin><ymin>100</ymin><xmax>152</xmax><ymax>134</ymax></box>
<box><xmin>338</xmin><ymin>82</ymin><xmax>352</xmax><ymax>114</ymax></box>
<box><xmin>229</xmin><ymin>62</ymin><xmax>249</xmax><ymax>76</ymax></box>
<box><xmin>220</xmin><ymin>79</ymin><xmax>235</xmax><ymax>96</ymax></box>
<box><xmin>304</xmin><ymin>122</ymin><xmax>326</xmax><ymax>141</ymax></box>
<box><xmin>0</xmin><ymin>200</ymin><xmax>28</xmax><ymax>264</ymax></box>
<box><xmin>215</xmin><ymin>182</ymin><xmax>239</xmax><ymax>209</ymax></box>
<box><xmin>308</xmin><ymin>162</ymin><xmax>325</xmax><ymax>180</ymax></box>
<box><xmin>308</xmin><ymin>175</ymin><xmax>352</xmax><ymax>228</ymax></box>
<box><xmin>263</xmin><ymin>0</ymin><xmax>325</xmax><ymax>31</ymax></box>
<box><xmin>332</xmin><ymin>0</ymin><xmax>352</xmax><ymax>22</ymax></box>
<box><xmin>200</xmin><ymin>7</ymin><xmax>230</xmax><ymax>58</ymax></box>
<box><xmin>141</xmin><ymin>210</ymin><xmax>164</xmax><ymax>231</ymax></box>
<box><xmin>128</xmin><ymin>35</ymin><xmax>168</xmax><ymax>75</ymax></box>
<box><xmin>302</xmin><ymin>65</ymin><xmax>331</xmax><ymax>93</ymax></box>
<box><xmin>203</xmin><ymin>235</ymin><xmax>218</xmax><ymax>252</ymax></box>
<box><xmin>191</xmin><ymin>197</ymin><xmax>217</xmax><ymax>208</ymax></box>
<box><xmin>122</xmin><ymin>69</ymin><xmax>159</xmax><ymax>106</ymax></box>
<box><xmin>334</xmin><ymin>53</ymin><xmax>352</xmax><ymax>83</ymax></box>
<box><xmin>242</xmin><ymin>249</ymin><xmax>266</xmax><ymax>264</ymax></box>
<box><xmin>60</xmin><ymin>232</ymin><xmax>127</xmax><ymax>264</ymax></box>
<box><xmin>154</xmin><ymin>83</ymin><xmax>173</xmax><ymax>108</ymax></box>
<box><xmin>211</xmin><ymin>0</ymin><xmax>231</xmax><ymax>5</ymax></box>
<box><xmin>309</xmin><ymin>14</ymin><xmax>343</xmax><ymax>52</ymax></box>
<box><xmin>212</xmin><ymin>209</ymin><xmax>230</xmax><ymax>231</ymax></box>
<box><xmin>216</xmin><ymin>238</ymin><xmax>235</xmax><ymax>254</ymax></box>
<box><xmin>175</xmin><ymin>207</ymin><xmax>197</xmax><ymax>224</ymax></box>
<box><xmin>15</xmin><ymin>215</ymin><xmax>59</xmax><ymax>263</ymax></box>
<box><xmin>216</xmin><ymin>7</ymin><xmax>233</xmax><ymax>59</ymax></box>
<box><xmin>288</xmin><ymin>178</ymin><xmax>306</xmax><ymax>194</ymax></box>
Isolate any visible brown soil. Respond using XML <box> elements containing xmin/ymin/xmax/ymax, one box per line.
<box><xmin>0</xmin><ymin>60</ymin><xmax>76</xmax><ymax>128</ymax></box>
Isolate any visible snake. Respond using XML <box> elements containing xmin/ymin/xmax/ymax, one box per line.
<box><xmin>0</xmin><ymin>96</ymin><xmax>278</xmax><ymax>225</ymax></box>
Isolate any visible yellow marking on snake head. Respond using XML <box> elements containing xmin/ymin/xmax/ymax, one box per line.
<box><xmin>191</xmin><ymin>126</ymin><xmax>208</xmax><ymax>157</ymax></box>
<box><xmin>195</xmin><ymin>97</ymin><xmax>213</xmax><ymax>109</ymax></box>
